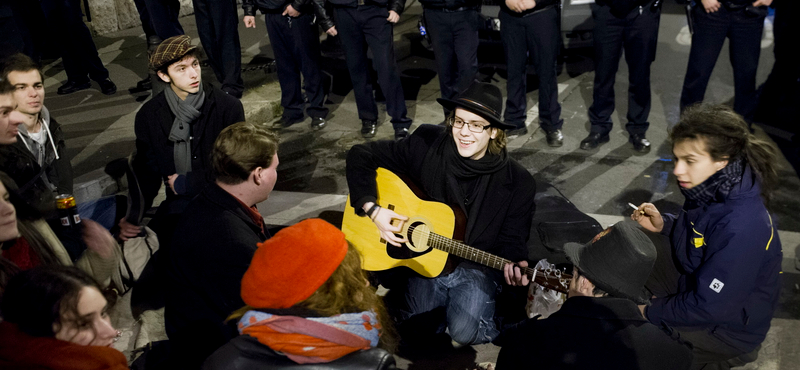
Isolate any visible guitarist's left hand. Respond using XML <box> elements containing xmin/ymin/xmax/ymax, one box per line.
<box><xmin>504</xmin><ymin>261</ymin><xmax>530</xmax><ymax>286</ymax></box>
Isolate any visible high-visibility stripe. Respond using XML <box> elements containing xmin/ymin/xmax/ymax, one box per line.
<box><xmin>766</xmin><ymin>213</ymin><xmax>774</xmax><ymax>251</ymax></box>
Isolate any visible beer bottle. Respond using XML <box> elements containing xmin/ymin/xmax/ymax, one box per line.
<box><xmin>55</xmin><ymin>194</ymin><xmax>82</xmax><ymax>228</ymax></box>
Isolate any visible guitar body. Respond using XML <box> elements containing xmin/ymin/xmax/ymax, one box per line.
<box><xmin>343</xmin><ymin>168</ymin><xmax>464</xmax><ymax>278</ymax></box>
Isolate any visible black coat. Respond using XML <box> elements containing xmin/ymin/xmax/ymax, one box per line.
<box><xmin>495</xmin><ymin>297</ymin><xmax>693</xmax><ymax>370</ymax></box>
<box><xmin>203</xmin><ymin>335</ymin><xmax>397</xmax><ymax>370</ymax></box>
<box><xmin>132</xmin><ymin>84</ymin><xmax>245</xmax><ymax>215</ymax></box>
<box><xmin>346</xmin><ymin>124</ymin><xmax>535</xmax><ymax>272</ymax></box>
<box><xmin>165</xmin><ymin>184</ymin><xmax>269</xmax><ymax>368</ymax></box>
<box><xmin>0</xmin><ymin>115</ymin><xmax>72</xmax><ymax>215</ymax></box>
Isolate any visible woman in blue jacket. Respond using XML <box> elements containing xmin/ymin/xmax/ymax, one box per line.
<box><xmin>632</xmin><ymin>104</ymin><xmax>782</xmax><ymax>369</ymax></box>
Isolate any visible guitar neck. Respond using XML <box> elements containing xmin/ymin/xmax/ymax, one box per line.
<box><xmin>426</xmin><ymin>230</ymin><xmax>537</xmax><ymax>278</ymax></box>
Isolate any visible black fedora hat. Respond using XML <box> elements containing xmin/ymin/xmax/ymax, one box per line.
<box><xmin>564</xmin><ymin>220</ymin><xmax>656</xmax><ymax>305</ymax></box>
<box><xmin>437</xmin><ymin>82</ymin><xmax>515</xmax><ymax>130</ymax></box>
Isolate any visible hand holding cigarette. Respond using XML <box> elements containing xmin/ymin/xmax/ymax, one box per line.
<box><xmin>630</xmin><ymin>202</ymin><xmax>664</xmax><ymax>233</ymax></box>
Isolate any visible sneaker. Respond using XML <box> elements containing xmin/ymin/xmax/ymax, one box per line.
<box><xmin>57</xmin><ymin>80</ymin><xmax>91</xmax><ymax>95</ymax></box>
<box><xmin>97</xmin><ymin>78</ymin><xmax>117</xmax><ymax>95</ymax></box>
<box><xmin>310</xmin><ymin>117</ymin><xmax>327</xmax><ymax>130</ymax></box>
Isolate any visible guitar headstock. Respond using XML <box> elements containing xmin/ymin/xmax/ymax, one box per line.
<box><xmin>531</xmin><ymin>265</ymin><xmax>572</xmax><ymax>294</ymax></box>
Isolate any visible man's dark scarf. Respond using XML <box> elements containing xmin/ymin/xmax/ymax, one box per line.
<box><xmin>165</xmin><ymin>83</ymin><xmax>205</xmax><ymax>175</ymax></box>
<box><xmin>420</xmin><ymin>131</ymin><xmax>509</xmax><ymax>242</ymax></box>
<box><xmin>681</xmin><ymin>157</ymin><xmax>745</xmax><ymax>206</ymax></box>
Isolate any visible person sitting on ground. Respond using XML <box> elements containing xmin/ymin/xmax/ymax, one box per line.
<box><xmin>495</xmin><ymin>221</ymin><xmax>693</xmax><ymax>370</ymax></box>
<box><xmin>0</xmin><ymin>53</ymin><xmax>119</xmax><ymax>229</ymax></box>
<box><xmin>166</xmin><ymin>122</ymin><xmax>279</xmax><ymax>368</ymax></box>
<box><xmin>346</xmin><ymin>82</ymin><xmax>533</xmax><ymax>348</ymax></box>
<box><xmin>0</xmin><ymin>171</ymin><xmax>120</xmax><ymax>286</ymax></box>
<box><xmin>0</xmin><ymin>265</ymin><xmax>128</xmax><ymax>370</ymax></box>
<box><xmin>203</xmin><ymin>218</ymin><xmax>396</xmax><ymax>370</ymax></box>
<box><xmin>119</xmin><ymin>34</ymin><xmax>245</xmax><ymax>250</ymax></box>
<box><xmin>632</xmin><ymin>104</ymin><xmax>782</xmax><ymax>368</ymax></box>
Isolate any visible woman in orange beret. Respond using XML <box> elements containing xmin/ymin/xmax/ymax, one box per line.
<box><xmin>203</xmin><ymin>218</ymin><xmax>396</xmax><ymax>369</ymax></box>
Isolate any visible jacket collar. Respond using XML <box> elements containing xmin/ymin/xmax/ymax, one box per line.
<box><xmin>202</xmin><ymin>183</ymin><xmax>267</xmax><ymax>236</ymax></box>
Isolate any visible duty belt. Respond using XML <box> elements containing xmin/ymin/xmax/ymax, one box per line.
<box><xmin>425</xmin><ymin>5</ymin><xmax>480</xmax><ymax>12</ymax></box>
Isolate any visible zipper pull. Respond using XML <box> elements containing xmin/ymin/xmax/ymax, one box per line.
<box><xmin>639</xmin><ymin>5</ymin><xmax>643</xmax><ymax>14</ymax></box>
<box><xmin>287</xmin><ymin>16</ymin><xmax>292</xmax><ymax>28</ymax></box>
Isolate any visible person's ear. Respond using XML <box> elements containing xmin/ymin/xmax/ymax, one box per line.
<box><xmin>490</xmin><ymin>127</ymin><xmax>498</xmax><ymax>139</ymax></box>
<box><xmin>156</xmin><ymin>70</ymin><xmax>171</xmax><ymax>84</ymax></box>
<box><xmin>714</xmin><ymin>158</ymin><xmax>729</xmax><ymax>172</ymax></box>
<box><xmin>251</xmin><ymin>167</ymin><xmax>264</xmax><ymax>185</ymax></box>
<box><xmin>577</xmin><ymin>275</ymin><xmax>595</xmax><ymax>295</ymax></box>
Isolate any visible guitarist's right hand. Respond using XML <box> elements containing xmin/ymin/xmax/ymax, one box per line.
<box><xmin>364</xmin><ymin>202</ymin><xmax>409</xmax><ymax>246</ymax></box>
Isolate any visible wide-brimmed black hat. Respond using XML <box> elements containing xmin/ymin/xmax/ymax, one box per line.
<box><xmin>564</xmin><ymin>220</ymin><xmax>656</xmax><ymax>305</ymax></box>
<box><xmin>437</xmin><ymin>82</ymin><xmax>514</xmax><ymax>130</ymax></box>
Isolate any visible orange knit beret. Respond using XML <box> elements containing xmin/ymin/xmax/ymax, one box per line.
<box><xmin>241</xmin><ymin>218</ymin><xmax>348</xmax><ymax>309</ymax></box>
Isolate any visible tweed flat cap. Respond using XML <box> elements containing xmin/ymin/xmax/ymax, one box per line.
<box><xmin>149</xmin><ymin>35</ymin><xmax>198</xmax><ymax>71</ymax></box>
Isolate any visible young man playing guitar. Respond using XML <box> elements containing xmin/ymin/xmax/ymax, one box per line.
<box><xmin>346</xmin><ymin>82</ymin><xmax>535</xmax><ymax>346</ymax></box>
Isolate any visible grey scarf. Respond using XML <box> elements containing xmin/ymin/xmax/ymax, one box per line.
<box><xmin>165</xmin><ymin>84</ymin><xmax>205</xmax><ymax>175</ymax></box>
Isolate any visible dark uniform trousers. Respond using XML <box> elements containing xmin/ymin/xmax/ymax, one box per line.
<box><xmin>423</xmin><ymin>8</ymin><xmax>480</xmax><ymax>109</ymax></box>
<box><xmin>333</xmin><ymin>4</ymin><xmax>412</xmax><ymax>128</ymax></box>
<box><xmin>193</xmin><ymin>0</ymin><xmax>244</xmax><ymax>97</ymax></box>
<box><xmin>40</xmin><ymin>0</ymin><xmax>109</xmax><ymax>84</ymax></box>
<box><xmin>588</xmin><ymin>1</ymin><xmax>660</xmax><ymax>136</ymax></box>
<box><xmin>265</xmin><ymin>12</ymin><xmax>329</xmax><ymax>120</ymax></box>
<box><xmin>133</xmin><ymin>0</ymin><xmax>184</xmax><ymax>40</ymax></box>
<box><xmin>680</xmin><ymin>5</ymin><xmax>765</xmax><ymax>123</ymax></box>
<box><xmin>500</xmin><ymin>6</ymin><xmax>563</xmax><ymax>132</ymax></box>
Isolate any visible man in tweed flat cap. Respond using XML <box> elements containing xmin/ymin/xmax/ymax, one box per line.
<box><xmin>118</xmin><ymin>35</ymin><xmax>245</xmax><ymax>263</ymax></box>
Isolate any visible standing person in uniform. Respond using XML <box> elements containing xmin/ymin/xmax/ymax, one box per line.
<box><xmin>679</xmin><ymin>0</ymin><xmax>772</xmax><ymax>123</ymax></box>
<box><xmin>39</xmin><ymin>0</ymin><xmax>117</xmax><ymax>95</ymax></box>
<box><xmin>419</xmin><ymin>0</ymin><xmax>481</xmax><ymax>120</ymax></box>
<box><xmin>243</xmin><ymin>0</ymin><xmax>329</xmax><ymax>130</ymax></box>
<box><xmin>581</xmin><ymin>0</ymin><xmax>661</xmax><ymax>153</ymax></box>
<box><xmin>500</xmin><ymin>0</ymin><xmax>564</xmax><ymax>146</ymax></box>
<box><xmin>632</xmin><ymin>104</ymin><xmax>782</xmax><ymax>368</ymax></box>
<box><xmin>346</xmin><ymin>82</ymin><xmax>533</xmax><ymax>347</ymax></box>
<box><xmin>193</xmin><ymin>0</ymin><xmax>244</xmax><ymax>98</ymax></box>
<box><xmin>313</xmin><ymin>0</ymin><xmax>413</xmax><ymax>140</ymax></box>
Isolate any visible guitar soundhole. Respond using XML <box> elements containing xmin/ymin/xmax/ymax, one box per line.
<box><xmin>386</xmin><ymin>221</ymin><xmax>432</xmax><ymax>260</ymax></box>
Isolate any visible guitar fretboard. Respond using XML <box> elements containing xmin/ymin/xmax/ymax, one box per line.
<box><xmin>408</xmin><ymin>224</ymin><xmax>540</xmax><ymax>279</ymax></box>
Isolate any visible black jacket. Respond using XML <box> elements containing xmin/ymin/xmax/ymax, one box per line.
<box><xmin>203</xmin><ymin>335</ymin><xmax>397</xmax><ymax>370</ymax></box>
<box><xmin>243</xmin><ymin>0</ymin><xmax>308</xmax><ymax>15</ymax></box>
<box><xmin>313</xmin><ymin>0</ymin><xmax>406</xmax><ymax>33</ymax></box>
<box><xmin>499</xmin><ymin>0</ymin><xmax>558</xmax><ymax>17</ymax></box>
<box><xmin>132</xmin><ymin>84</ymin><xmax>244</xmax><ymax>216</ymax></box>
<box><xmin>495</xmin><ymin>297</ymin><xmax>694</xmax><ymax>370</ymax></box>
<box><xmin>419</xmin><ymin>0</ymin><xmax>480</xmax><ymax>10</ymax></box>
<box><xmin>346</xmin><ymin>124</ymin><xmax>535</xmax><ymax>274</ymax></box>
<box><xmin>165</xmin><ymin>184</ymin><xmax>270</xmax><ymax>368</ymax></box>
<box><xmin>0</xmin><ymin>113</ymin><xmax>72</xmax><ymax>215</ymax></box>
<box><xmin>594</xmin><ymin>0</ymin><xmax>654</xmax><ymax>18</ymax></box>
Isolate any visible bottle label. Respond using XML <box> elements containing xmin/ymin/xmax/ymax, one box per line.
<box><xmin>60</xmin><ymin>217</ymin><xmax>70</xmax><ymax>226</ymax></box>
<box><xmin>73</xmin><ymin>214</ymin><xmax>82</xmax><ymax>224</ymax></box>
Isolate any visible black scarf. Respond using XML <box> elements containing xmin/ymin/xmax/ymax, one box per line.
<box><xmin>681</xmin><ymin>157</ymin><xmax>745</xmax><ymax>206</ymax></box>
<box><xmin>421</xmin><ymin>131</ymin><xmax>509</xmax><ymax>241</ymax></box>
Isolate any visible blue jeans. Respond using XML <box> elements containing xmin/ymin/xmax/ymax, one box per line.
<box><xmin>77</xmin><ymin>195</ymin><xmax>117</xmax><ymax>230</ymax></box>
<box><xmin>400</xmin><ymin>266</ymin><xmax>500</xmax><ymax>345</ymax></box>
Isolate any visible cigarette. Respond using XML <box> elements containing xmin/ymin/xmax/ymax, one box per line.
<box><xmin>628</xmin><ymin>203</ymin><xmax>645</xmax><ymax>214</ymax></box>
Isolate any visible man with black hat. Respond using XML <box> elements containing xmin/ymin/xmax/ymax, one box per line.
<box><xmin>495</xmin><ymin>221</ymin><xmax>693</xmax><ymax>369</ymax></box>
<box><xmin>346</xmin><ymin>82</ymin><xmax>535</xmax><ymax>347</ymax></box>
<box><xmin>118</xmin><ymin>35</ymin><xmax>245</xmax><ymax>249</ymax></box>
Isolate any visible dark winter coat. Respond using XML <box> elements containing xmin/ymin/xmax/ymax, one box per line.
<box><xmin>203</xmin><ymin>335</ymin><xmax>397</xmax><ymax>370</ymax></box>
<box><xmin>346</xmin><ymin>124</ymin><xmax>535</xmax><ymax>276</ymax></box>
<box><xmin>243</xmin><ymin>0</ymin><xmax>309</xmax><ymax>14</ymax></box>
<box><xmin>495</xmin><ymin>296</ymin><xmax>694</xmax><ymax>370</ymax></box>
<box><xmin>165</xmin><ymin>183</ymin><xmax>270</xmax><ymax>368</ymax></box>
<box><xmin>0</xmin><ymin>111</ymin><xmax>72</xmax><ymax>215</ymax></box>
<box><xmin>646</xmin><ymin>166</ymin><xmax>783</xmax><ymax>353</ymax></box>
<box><xmin>132</xmin><ymin>83</ymin><xmax>245</xmax><ymax>216</ymax></box>
<box><xmin>312</xmin><ymin>0</ymin><xmax>406</xmax><ymax>33</ymax></box>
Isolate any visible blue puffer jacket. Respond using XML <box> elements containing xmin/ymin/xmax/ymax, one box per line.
<box><xmin>646</xmin><ymin>166</ymin><xmax>782</xmax><ymax>353</ymax></box>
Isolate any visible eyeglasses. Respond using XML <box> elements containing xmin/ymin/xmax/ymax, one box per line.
<box><xmin>450</xmin><ymin>117</ymin><xmax>490</xmax><ymax>133</ymax></box>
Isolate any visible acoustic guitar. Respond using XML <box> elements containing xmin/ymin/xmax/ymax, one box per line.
<box><xmin>343</xmin><ymin>168</ymin><xmax>571</xmax><ymax>293</ymax></box>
